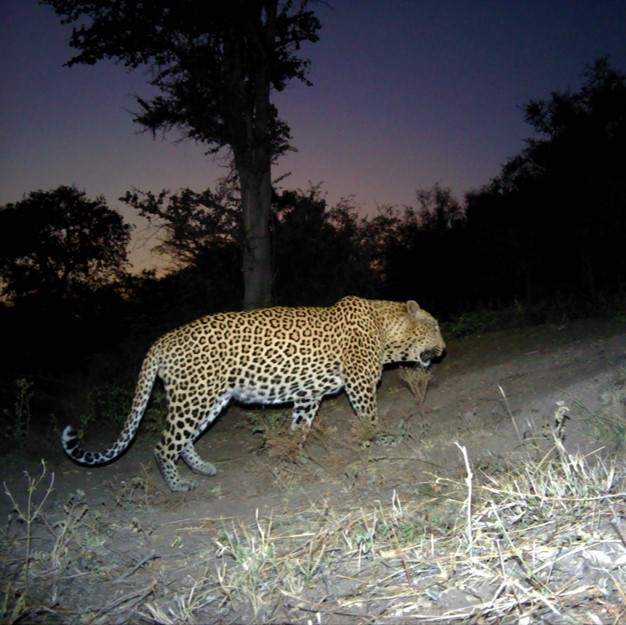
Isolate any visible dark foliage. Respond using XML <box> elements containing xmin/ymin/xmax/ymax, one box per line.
<box><xmin>0</xmin><ymin>185</ymin><xmax>131</xmax><ymax>303</ymax></box>
<box><xmin>465</xmin><ymin>58</ymin><xmax>626</xmax><ymax>313</ymax></box>
<box><xmin>0</xmin><ymin>187</ymin><xmax>133</xmax><ymax>420</ymax></box>
<box><xmin>0</xmin><ymin>186</ymin><xmax>130</xmax><ymax>370</ymax></box>
<box><xmin>273</xmin><ymin>187</ymin><xmax>382</xmax><ymax>305</ymax></box>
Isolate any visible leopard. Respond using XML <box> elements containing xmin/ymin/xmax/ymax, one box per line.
<box><xmin>62</xmin><ymin>296</ymin><xmax>445</xmax><ymax>492</ymax></box>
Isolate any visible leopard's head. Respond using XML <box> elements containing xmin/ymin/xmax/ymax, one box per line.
<box><xmin>385</xmin><ymin>300</ymin><xmax>446</xmax><ymax>366</ymax></box>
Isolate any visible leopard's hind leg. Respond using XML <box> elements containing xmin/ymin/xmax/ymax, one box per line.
<box><xmin>176</xmin><ymin>392</ymin><xmax>231</xmax><ymax>482</ymax></box>
<box><xmin>180</xmin><ymin>442</ymin><xmax>217</xmax><ymax>476</ymax></box>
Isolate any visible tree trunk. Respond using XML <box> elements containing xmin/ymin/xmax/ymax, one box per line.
<box><xmin>240</xmin><ymin>167</ymin><xmax>273</xmax><ymax>309</ymax></box>
<box><xmin>223</xmin><ymin>0</ymin><xmax>277</xmax><ymax>309</ymax></box>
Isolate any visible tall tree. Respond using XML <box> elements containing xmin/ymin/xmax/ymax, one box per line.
<box><xmin>0</xmin><ymin>185</ymin><xmax>131</xmax><ymax>304</ymax></box>
<box><xmin>42</xmin><ymin>0</ymin><xmax>321</xmax><ymax>308</ymax></box>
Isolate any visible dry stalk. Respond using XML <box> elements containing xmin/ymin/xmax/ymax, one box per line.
<box><xmin>3</xmin><ymin>459</ymin><xmax>55</xmax><ymax>581</ymax></box>
<box><xmin>610</xmin><ymin>504</ymin><xmax>626</xmax><ymax>547</ymax></box>
<box><xmin>90</xmin><ymin>580</ymin><xmax>157</xmax><ymax>623</ymax></box>
<box><xmin>498</xmin><ymin>384</ymin><xmax>523</xmax><ymax>443</ymax></box>
<box><xmin>454</xmin><ymin>441</ymin><xmax>474</xmax><ymax>555</ymax></box>
<box><xmin>112</xmin><ymin>550</ymin><xmax>161</xmax><ymax>585</ymax></box>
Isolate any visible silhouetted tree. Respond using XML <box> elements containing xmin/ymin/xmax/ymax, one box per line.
<box><xmin>466</xmin><ymin>58</ymin><xmax>626</xmax><ymax>312</ymax></box>
<box><xmin>0</xmin><ymin>186</ymin><xmax>131</xmax><ymax>378</ymax></box>
<box><xmin>415</xmin><ymin>183</ymin><xmax>465</xmax><ymax>231</ymax></box>
<box><xmin>273</xmin><ymin>187</ymin><xmax>380</xmax><ymax>305</ymax></box>
<box><xmin>123</xmin><ymin>178</ymin><xmax>243</xmax><ymax>319</ymax></box>
<box><xmin>373</xmin><ymin>185</ymin><xmax>466</xmax><ymax>312</ymax></box>
<box><xmin>42</xmin><ymin>0</ymin><xmax>321</xmax><ymax>309</ymax></box>
<box><xmin>126</xmin><ymin>182</ymin><xmax>380</xmax><ymax>310</ymax></box>
<box><xmin>0</xmin><ymin>185</ymin><xmax>131</xmax><ymax>305</ymax></box>
<box><xmin>123</xmin><ymin>177</ymin><xmax>241</xmax><ymax>270</ymax></box>
<box><xmin>522</xmin><ymin>57</ymin><xmax>626</xmax><ymax>306</ymax></box>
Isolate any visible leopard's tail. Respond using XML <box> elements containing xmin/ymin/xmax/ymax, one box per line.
<box><xmin>62</xmin><ymin>345</ymin><xmax>161</xmax><ymax>466</ymax></box>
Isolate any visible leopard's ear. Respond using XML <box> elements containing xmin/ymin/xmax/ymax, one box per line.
<box><xmin>406</xmin><ymin>300</ymin><xmax>421</xmax><ymax>320</ymax></box>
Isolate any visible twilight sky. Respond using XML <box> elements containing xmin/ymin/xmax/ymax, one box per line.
<box><xmin>2</xmin><ymin>1</ymin><xmax>626</xmax><ymax>271</ymax></box>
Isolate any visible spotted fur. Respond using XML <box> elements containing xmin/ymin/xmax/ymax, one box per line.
<box><xmin>62</xmin><ymin>296</ymin><xmax>445</xmax><ymax>492</ymax></box>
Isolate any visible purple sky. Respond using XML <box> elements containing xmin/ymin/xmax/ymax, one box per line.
<box><xmin>2</xmin><ymin>1</ymin><xmax>626</xmax><ymax>271</ymax></box>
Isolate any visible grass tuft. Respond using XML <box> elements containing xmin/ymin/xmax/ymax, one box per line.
<box><xmin>399</xmin><ymin>365</ymin><xmax>432</xmax><ymax>407</ymax></box>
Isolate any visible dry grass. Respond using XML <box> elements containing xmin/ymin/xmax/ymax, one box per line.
<box><xmin>194</xmin><ymin>428</ymin><xmax>626</xmax><ymax>624</ymax></box>
<box><xmin>198</xmin><ymin>442</ymin><xmax>624</xmax><ymax>624</ymax></box>
<box><xmin>246</xmin><ymin>408</ymin><xmax>312</xmax><ymax>464</ymax></box>
<box><xmin>2</xmin><ymin>399</ymin><xmax>625</xmax><ymax>624</ymax></box>
<box><xmin>399</xmin><ymin>365</ymin><xmax>433</xmax><ymax>407</ymax></box>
